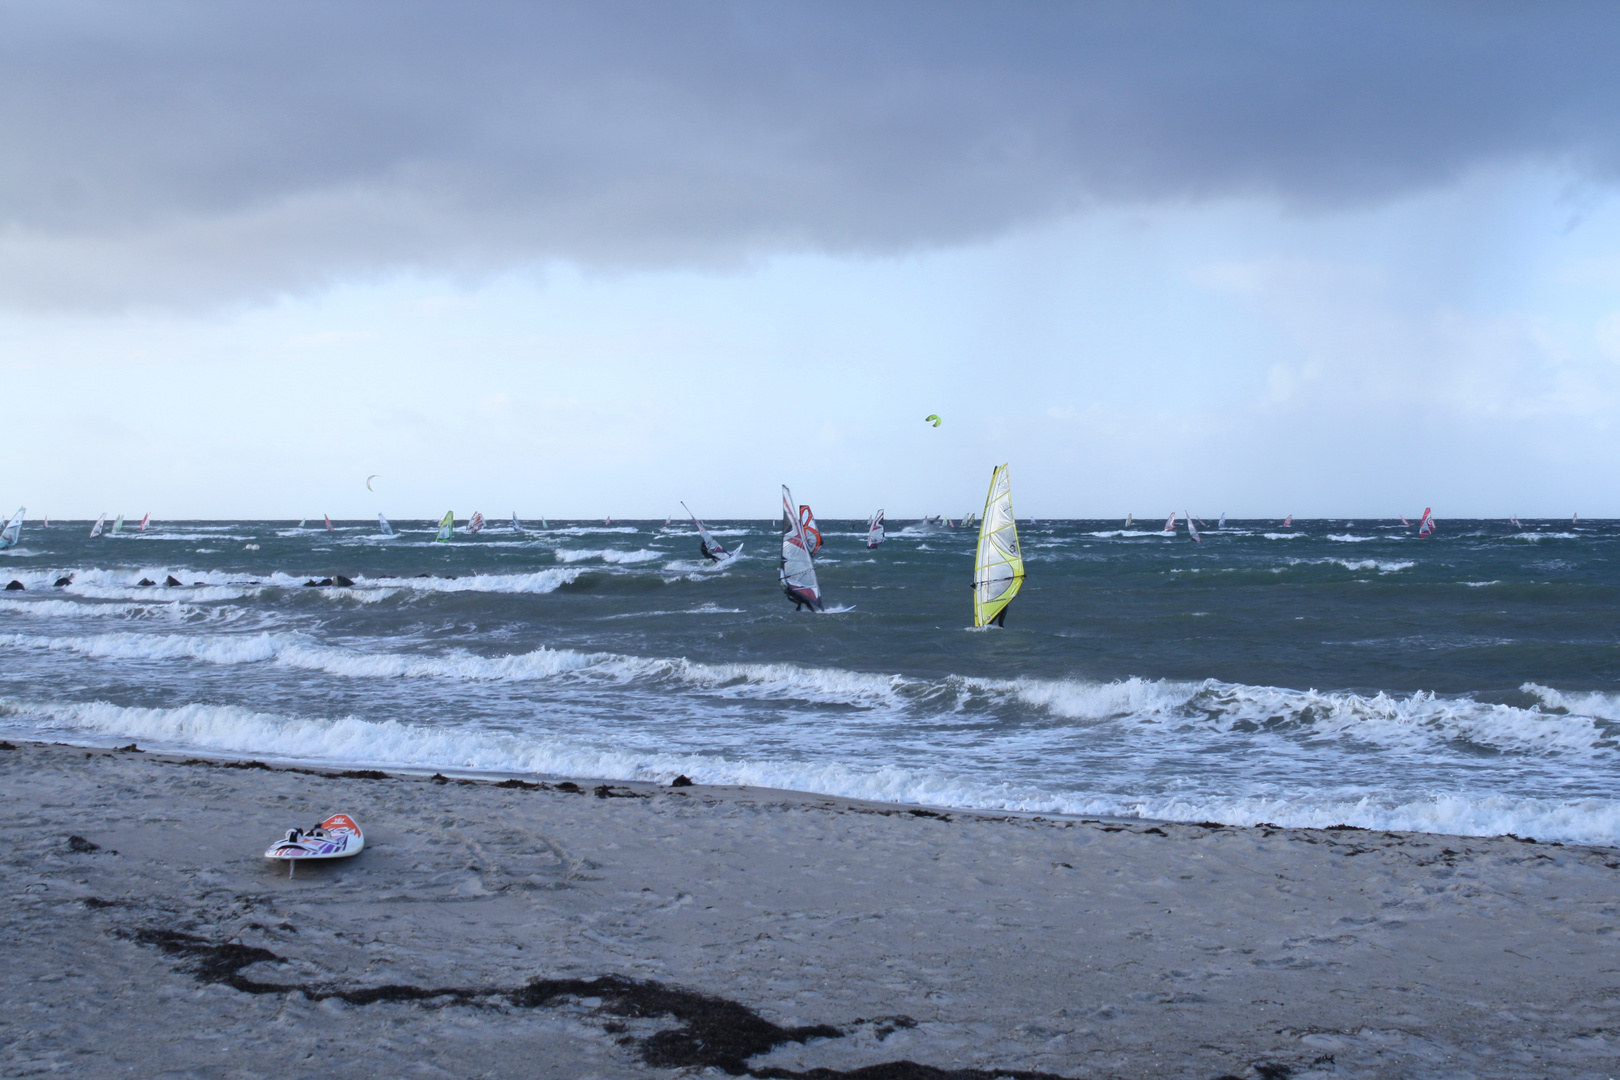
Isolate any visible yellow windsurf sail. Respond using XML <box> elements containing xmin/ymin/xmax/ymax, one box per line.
<box><xmin>973</xmin><ymin>464</ymin><xmax>1024</xmax><ymax>627</ymax></box>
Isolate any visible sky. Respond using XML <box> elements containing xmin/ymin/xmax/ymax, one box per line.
<box><xmin>5</xmin><ymin>1</ymin><xmax>1620</xmax><ymax>520</ymax></box>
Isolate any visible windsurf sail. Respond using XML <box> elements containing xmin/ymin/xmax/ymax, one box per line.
<box><xmin>681</xmin><ymin>501</ymin><xmax>731</xmax><ymax>562</ymax></box>
<box><xmin>298</xmin><ymin>519</ymin><xmax>306</xmax><ymax>528</ymax></box>
<box><xmin>1573</xmin><ymin>512</ymin><xmax>1579</xmax><ymax>523</ymax></box>
<box><xmin>511</xmin><ymin>512</ymin><xmax>525</xmax><ymax>534</ymax></box>
<box><xmin>377</xmin><ymin>513</ymin><xmax>393</xmax><ymax>536</ymax></box>
<box><xmin>797</xmin><ymin>505</ymin><xmax>823</xmax><ymax>554</ymax></box>
<box><xmin>1218</xmin><ymin>512</ymin><xmax>1226</xmax><ymax>530</ymax></box>
<box><xmin>1399</xmin><ymin>514</ymin><xmax>1410</xmax><ymax>525</ymax></box>
<box><xmin>866</xmin><ymin>509</ymin><xmax>885</xmax><ymax>549</ymax></box>
<box><xmin>1417</xmin><ymin>507</ymin><xmax>1435</xmax><ymax>538</ymax></box>
<box><xmin>973</xmin><ymin>464</ymin><xmax>1024</xmax><ymax>628</ymax></box>
<box><xmin>90</xmin><ymin>513</ymin><xmax>106</xmax><ymax>538</ymax></box>
<box><xmin>468</xmin><ymin>511</ymin><xmax>485</xmax><ymax>534</ymax></box>
<box><xmin>780</xmin><ymin>486</ymin><xmax>823</xmax><ymax>610</ymax></box>
<box><xmin>1187</xmin><ymin>514</ymin><xmax>1201</xmax><ymax>542</ymax></box>
<box><xmin>1282</xmin><ymin>514</ymin><xmax>1293</xmax><ymax>527</ymax></box>
<box><xmin>539</xmin><ymin>514</ymin><xmax>548</xmax><ymax>528</ymax></box>
<box><xmin>1161</xmin><ymin>512</ymin><xmax>1177</xmax><ymax>536</ymax></box>
<box><xmin>111</xmin><ymin>514</ymin><xmax>124</xmax><ymax>535</ymax></box>
<box><xmin>435</xmin><ymin>511</ymin><xmax>454</xmax><ymax>542</ymax></box>
<box><xmin>324</xmin><ymin>514</ymin><xmax>334</xmax><ymax>532</ymax></box>
<box><xmin>1510</xmin><ymin>515</ymin><xmax>1520</xmax><ymax>528</ymax></box>
<box><xmin>138</xmin><ymin>512</ymin><xmax>150</xmax><ymax>532</ymax></box>
<box><xmin>0</xmin><ymin>507</ymin><xmax>23</xmax><ymax>548</ymax></box>
<box><xmin>41</xmin><ymin>515</ymin><xmax>47</xmax><ymax>528</ymax></box>
<box><xmin>1125</xmin><ymin>513</ymin><xmax>1133</xmax><ymax>527</ymax></box>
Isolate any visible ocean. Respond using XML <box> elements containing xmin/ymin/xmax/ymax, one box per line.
<box><xmin>2</xmin><ymin>516</ymin><xmax>1616</xmax><ymax>844</ymax></box>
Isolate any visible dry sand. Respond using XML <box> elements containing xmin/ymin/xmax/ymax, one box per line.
<box><xmin>2</xmin><ymin>739</ymin><xmax>1617</xmax><ymax>1079</ymax></box>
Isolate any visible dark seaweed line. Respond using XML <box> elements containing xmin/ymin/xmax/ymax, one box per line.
<box><xmin>118</xmin><ymin>927</ymin><xmax>1075</xmax><ymax>1079</ymax></box>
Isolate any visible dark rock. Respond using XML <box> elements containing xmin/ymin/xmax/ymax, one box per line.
<box><xmin>554</xmin><ymin>781</ymin><xmax>582</xmax><ymax>793</ymax></box>
<box><xmin>338</xmin><ymin>769</ymin><xmax>389</xmax><ymax>780</ymax></box>
<box><xmin>332</xmin><ymin>575</ymin><xmax>354</xmax><ymax>587</ymax></box>
<box><xmin>68</xmin><ymin>835</ymin><xmax>101</xmax><ymax>853</ymax></box>
<box><xmin>0</xmin><ymin>741</ymin><xmax>15</xmax><ymax>750</ymax></box>
<box><xmin>1192</xmin><ymin>821</ymin><xmax>1226</xmax><ymax>829</ymax></box>
<box><xmin>430</xmin><ymin>773</ymin><xmax>449</xmax><ymax>785</ymax></box>
<box><xmin>117</xmin><ymin>743</ymin><xmax>143</xmax><ymax>753</ymax></box>
<box><xmin>1326</xmin><ymin>824</ymin><xmax>1367</xmax><ymax>832</ymax></box>
<box><xmin>302</xmin><ymin>580</ymin><xmax>320</xmax><ymax>587</ymax></box>
<box><xmin>54</xmin><ymin>576</ymin><xmax>72</xmax><ymax>587</ymax></box>
<box><xmin>136</xmin><ymin>578</ymin><xmax>156</xmax><ymax>587</ymax></box>
<box><xmin>164</xmin><ymin>575</ymin><xmax>184</xmax><ymax>586</ymax></box>
<box><xmin>670</xmin><ymin>774</ymin><xmax>694</xmax><ymax>787</ymax></box>
<box><xmin>496</xmin><ymin>778</ymin><xmax>539</xmax><ymax>789</ymax></box>
<box><xmin>4</xmin><ymin>580</ymin><xmax>23</xmax><ymax>590</ymax></box>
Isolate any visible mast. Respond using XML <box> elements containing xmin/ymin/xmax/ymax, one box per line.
<box><xmin>973</xmin><ymin>464</ymin><xmax>1024</xmax><ymax>627</ymax></box>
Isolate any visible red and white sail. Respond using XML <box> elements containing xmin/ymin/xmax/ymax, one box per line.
<box><xmin>798</xmin><ymin>505</ymin><xmax>823</xmax><ymax>554</ymax></box>
<box><xmin>467</xmin><ymin>511</ymin><xmax>485</xmax><ymax>534</ymax></box>
<box><xmin>866</xmin><ymin>509</ymin><xmax>885</xmax><ymax>549</ymax></box>
<box><xmin>1161</xmin><ymin>512</ymin><xmax>1177</xmax><ymax>536</ymax></box>
<box><xmin>1417</xmin><ymin>507</ymin><xmax>1435</xmax><ymax>538</ymax></box>
<box><xmin>682</xmin><ymin>501</ymin><xmax>731</xmax><ymax>561</ymax></box>
<box><xmin>1282</xmin><ymin>513</ymin><xmax>1293</xmax><ymax>527</ymax></box>
<box><xmin>324</xmin><ymin>514</ymin><xmax>334</xmax><ymax>531</ymax></box>
<box><xmin>1187</xmin><ymin>513</ymin><xmax>1201</xmax><ymax>542</ymax></box>
<box><xmin>1399</xmin><ymin>514</ymin><xmax>1410</xmax><ymax>525</ymax></box>
<box><xmin>780</xmin><ymin>486</ymin><xmax>824</xmax><ymax>610</ymax></box>
<box><xmin>138</xmin><ymin>512</ymin><xmax>150</xmax><ymax>532</ymax></box>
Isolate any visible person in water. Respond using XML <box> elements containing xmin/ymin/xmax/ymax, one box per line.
<box><xmin>699</xmin><ymin>539</ymin><xmax>719</xmax><ymax>562</ymax></box>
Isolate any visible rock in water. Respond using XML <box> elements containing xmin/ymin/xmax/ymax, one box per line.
<box><xmin>136</xmin><ymin>578</ymin><xmax>156</xmax><ymax>587</ymax></box>
<box><xmin>4</xmin><ymin>580</ymin><xmax>23</xmax><ymax>591</ymax></box>
<box><xmin>164</xmin><ymin>575</ymin><xmax>184</xmax><ymax>587</ymax></box>
<box><xmin>333</xmin><ymin>575</ymin><xmax>354</xmax><ymax>587</ymax></box>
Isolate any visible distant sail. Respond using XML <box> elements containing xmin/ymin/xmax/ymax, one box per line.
<box><xmin>41</xmin><ymin>515</ymin><xmax>47</xmax><ymax>528</ymax></box>
<box><xmin>1187</xmin><ymin>514</ymin><xmax>1201</xmax><ymax>543</ymax></box>
<box><xmin>511</xmin><ymin>512</ymin><xmax>525</xmax><ymax>534</ymax></box>
<box><xmin>973</xmin><ymin>464</ymin><xmax>1024</xmax><ymax>628</ymax></box>
<box><xmin>1509</xmin><ymin>515</ymin><xmax>1520</xmax><ymax>528</ymax></box>
<box><xmin>539</xmin><ymin>514</ymin><xmax>548</xmax><ymax>528</ymax></box>
<box><xmin>467</xmin><ymin>511</ymin><xmax>485</xmax><ymax>534</ymax></box>
<box><xmin>866</xmin><ymin>509</ymin><xmax>885</xmax><ymax>549</ymax></box>
<box><xmin>780</xmin><ymin>486</ymin><xmax>824</xmax><ymax>610</ymax></box>
<box><xmin>682</xmin><ymin>501</ymin><xmax>734</xmax><ymax>563</ymax></box>
<box><xmin>1161</xmin><ymin>512</ymin><xmax>1177</xmax><ymax>536</ymax></box>
<box><xmin>90</xmin><ymin>513</ymin><xmax>107</xmax><ymax>538</ymax></box>
<box><xmin>298</xmin><ymin>519</ymin><xmax>306</xmax><ymax>528</ymax></box>
<box><xmin>324</xmin><ymin>514</ymin><xmax>334</xmax><ymax>532</ymax></box>
<box><xmin>436</xmin><ymin>511</ymin><xmax>454</xmax><ymax>542</ymax></box>
<box><xmin>0</xmin><ymin>507</ymin><xmax>23</xmax><ymax>549</ymax></box>
<box><xmin>797</xmin><ymin>505</ymin><xmax>823</xmax><ymax>554</ymax></box>
<box><xmin>1573</xmin><ymin>512</ymin><xmax>1579</xmax><ymax>523</ymax></box>
<box><xmin>1282</xmin><ymin>514</ymin><xmax>1293</xmax><ymax>527</ymax></box>
<box><xmin>1125</xmin><ymin>513</ymin><xmax>1133</xmax><ymax>527</ymax></box>
<box><xmin>377</xmin><ymin>513</ymin><xmax>394</xmax><ymax>536</ymax></box>
<box><xmin>1417</xmin><ymin>507</ymin><xmax>1435</xmax><ymax>538</ymax></box>
<box><xmin>138</xmin><ymin>512</ymin><xmax>151</xmax><ymax>532</ymax></box>
<box><xmin>1218</xmin><ymin>512</ymin><xmax>1226</xmax><ymax>530</ymax></box>
<box><xmin>111</xmin><ymin>514</ymin><xmax>124</xmax><ymax>535</ymax></box>
<box><xmin>1399</xmin><ymin>514</ymin><xmax>1410</xmax><ymax>525</ymax></box>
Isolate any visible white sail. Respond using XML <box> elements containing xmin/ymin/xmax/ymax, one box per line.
<box><xmin>436</xmin><ymin>511</ymin><xmax>454</xmax><ymax>542</ymax></box>
<box><xmin>1218</xmin><ymin>512</ymin><xmax>1226</xmax><ymax>530</ymax></box>
<box><xmin>468</xmin><ymin>511</ymin><xmax>485</xmax><ymax>534</ymax></box>
<box><xmin>111</xmin><ymin>514</ymin><xmax>124</xmax><ymax>535</ymax></box>
<box><xmin>1509</xmin><ymin>515</ymin><xmax>1519</xmax><ymax>528</ymax></box>
<box><xmin>138</xmin><ymin>512</ymin><xmax>151</xmax><ymax>532</ymax></box>
<box><xmin>682</xmin><ymin>501</ymin><xmax>731</xmax><ymax>561</ymax></box>
<box><xmin>1418</xmin><ymin>507</ymin><xmax>1435</xmax><ymax>538</ymax></box>
<box><xmin>779</xmin><ymin>485</ymin><xmax>823</xmax><ymax>610</ymax></box>
<box><xmin>540</xmin><ymin>514</ymin><xmax>548</xmax><ymax>528</ymax></box>
<box><xmin>1125</xmin><ymin>513</ymin><xmax>1133</xmax><ymax>527</ymax></box>
<box><xmin>1187</xmin><ymin>513</ymin><xmax>1201</xmax><ymax>542</ymax></box>
<box><xmin>973</xmin><ymin>464</ymin><xmax>1024</xmax><ymax>627</ymax></box>
<box><xmin>377</xmin><ymin>513</ymin><xmax>394</xmax><ymax>536</ymax></box>
<box><xmin>90</xmin><ymin>513</ymin><xmax>107</xmax><ymax>538</ymax></box>
<box><xmin>511</xmin><ymin>512</ymin><xmax>525</xmax><ymax>534</ymax></box>
<box><xmin>0</xmin><ymin>507</ymin><xmax>23</xmax><ymax>548</ymax></box>
<box><xmin>1161</xmin><ymin>512</ymin><xmax>1177</xmax><ymax>536</ymax></box>
<box><xmin>866</xmin><ymin>509</ymin><xmax>885</xmax><ymax>549</ymax></box>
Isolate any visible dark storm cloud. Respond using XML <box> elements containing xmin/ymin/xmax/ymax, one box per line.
<box><xmin>4</xmin><ymin>1</ymin><xmax>1620</xmax><ymax>307</ymax></box>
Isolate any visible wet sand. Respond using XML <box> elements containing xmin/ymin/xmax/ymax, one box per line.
<box><xmin>2</xmin><ymin>739</ymin><xmax>1617</xmax><ymax>1079</ymax></box>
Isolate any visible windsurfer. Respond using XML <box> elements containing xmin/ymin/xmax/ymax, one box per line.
<box><xmin>700</xmin><ymin>539</ymin><xmax>719</xmax><ymax>562</ymax></box>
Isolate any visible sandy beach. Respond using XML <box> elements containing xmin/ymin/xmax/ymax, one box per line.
<box><xmin>3</xmin><ymin>739</ymin><xmax>1617</xmax><ymax>1079</ymax></box>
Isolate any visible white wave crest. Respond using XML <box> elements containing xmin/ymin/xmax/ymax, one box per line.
<box><xmin>553</xmin><ymin>548</ymin><xmax>662</xmax><ymax>565</ymax></box>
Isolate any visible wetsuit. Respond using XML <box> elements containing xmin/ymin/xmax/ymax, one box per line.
<box><xmin>700</xmin><ymin>540</ymin><xmax>719</xmax><ymax>562</ymax></box>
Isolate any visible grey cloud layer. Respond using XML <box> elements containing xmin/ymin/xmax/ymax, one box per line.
<box><xmin>5</xmin><ymin>1</ymin><xmax>1620</xmax><ymax>307</ymax></box>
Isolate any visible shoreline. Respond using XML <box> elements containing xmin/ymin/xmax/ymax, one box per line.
<box><xmin>5</xmin><ymin>737</ymin><xmax>1617</xmax><ymax>1078</ymax></box>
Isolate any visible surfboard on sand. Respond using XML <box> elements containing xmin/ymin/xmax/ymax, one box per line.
<box><xmin>265</xmin><ymin>813</ymin><xmax>363</xmax><ymax>875</ymax></box>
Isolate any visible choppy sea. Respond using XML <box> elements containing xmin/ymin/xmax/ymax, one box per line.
<box><xmin>2</xmin><ymin>516</ymin><xmax>1617</xmax><ymax>844</ymax></box>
